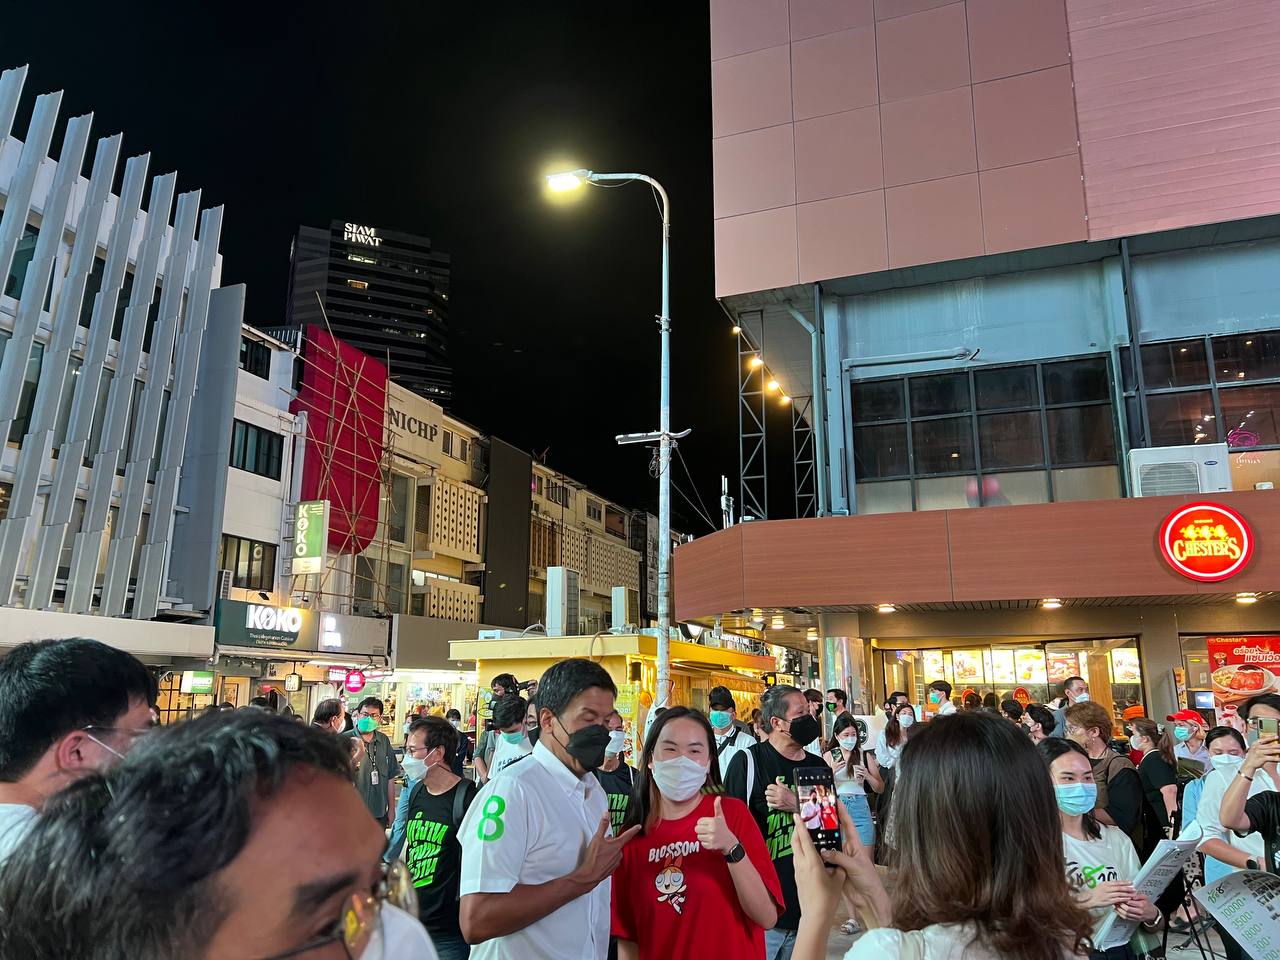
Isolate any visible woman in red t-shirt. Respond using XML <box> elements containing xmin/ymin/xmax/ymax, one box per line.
<box><xmin>611</xmin><ymin>706</ymin><xmax>784</xmax><ymax>960</ymax></box>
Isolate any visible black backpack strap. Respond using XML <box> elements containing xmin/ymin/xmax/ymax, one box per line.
<box><xmin>452</xmin><ymin>778</ymin><xmax>478</xmax><ymax>829</ymax></box>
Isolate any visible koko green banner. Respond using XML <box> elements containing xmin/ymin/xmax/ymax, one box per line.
<box><xmin>293</xmin><ymin>500</ymin><xmax>328</xmax><ymax>575</ymax></box>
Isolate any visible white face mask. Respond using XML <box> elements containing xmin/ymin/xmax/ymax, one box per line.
<box><xmin>650</xmin><ymin>755</ymin><xmax>709</xmax><ymax>802</ymax></box>
<box><xmin>1212</xmin><ymin>753</ymin><xmax>1244</xmax><ymax>772</ymax></box>
<box><xmin>837</xmin><ymin>736</ymin><xmax>860</xmax><ymax>752</ymax></box>
<box><xmin>606</xmin><ymin>730</ymin><xmax>627</xmax><ymax>755</ymax></box>
<box><xmin>401</xmin><ymin>755</ymin><xmax>429</xmax><ymax>782</ymax></box>
<box><xmin>448</xmin><ymin>719</ymin><xmax>460</xmax><ymax>729</ymax></box>
<box><xmin>1073</xmin><ymin>691</ymin><xmax>1090</xmax><ymax>703</ymax></box>
<box><xmin>898</xmin><ymin>713</ymin><xmax>916</xmax><ymax>728</ymax></box>
<box><xmin>358</xmin><ymin>903</ymin><xmax>436</xmax><ymax>959</ymax></box>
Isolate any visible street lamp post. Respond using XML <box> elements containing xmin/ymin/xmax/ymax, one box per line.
<box><xmin>547</xmin><ymin>168</ymin><xmax>686</xmax><ymax>710</ymax></box>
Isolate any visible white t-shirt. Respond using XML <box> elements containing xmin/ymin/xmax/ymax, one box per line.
<box><xmin>714</xmin><ymin>726</ymin><xmax>753</xmax><ymax>779</ymax></box>
<box><xmin>1062</xmin><ymin>824</ymin><xmax>1141</xmax><ymax>938</ymax></box>
<box><xmin>847</xmin><ymin>923</ymin><xmax>1003</xmax><ymax>959</ymax></box>
<box><xmin>0</xmin><ymin>802</ymin><xmax>37</xmax><ymax>866</ymax></box>
<box><xmin>875</xmin><ymin>730</ymin><xmax>906</xmax><ymax>769</ymax></box>
<box><xmin>936</xmin><ymin>701</ymin><xmax>958</xmax><ymax>717</ymax></box>
<box><xmin>459</xmin><ymin>740</ymin><xmax>611</xmax><ymax>960</ymax></box>
<box><xmin>488</xmin><ymin>733</ymin><xmax>533</xmax><ymax>778</ymax></box>
<box><xmin>1183</xmin><ymin>765</ymin><xmax>1274</xmax><ymax>865</ymax></box>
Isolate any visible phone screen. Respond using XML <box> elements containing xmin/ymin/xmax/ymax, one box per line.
<box><xmin>794</xmin><ymin>765</ymin><xmax>842</xmax><ymax>853</ymax></box>
<box><xmin>1248</xmin><ymin>717</ymin><xmax>1280</xmax><ymax>744</ymax></box>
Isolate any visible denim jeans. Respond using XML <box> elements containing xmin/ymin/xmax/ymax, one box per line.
<box><xmin>429</xmin><ymin>929</ymin><xmax>470</xmax><ymax>960</ymax></box>
<box><xmin>765</xmin><ymin>926</ymin><xmax>797</xmax><ymax>960</ymax></box>
<box><xmin>839</xmin><ymin>793</ymin><xmax>875</xmax><ymax>848</ymax></box>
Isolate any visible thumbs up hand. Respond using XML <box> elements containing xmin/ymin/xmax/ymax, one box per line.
<box><xmin>695</xmin><ymin>796</ymin><xmax>740</xmax><ymax>854</ymax></box>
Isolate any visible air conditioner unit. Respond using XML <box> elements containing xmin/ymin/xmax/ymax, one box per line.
<box><xmin>217</xmin><ymin>570</ymin><xmax>233</xmax><ymax>599</ymax></box>
<box><xmin>1128</xmin><ymin>443</ymin><xmax>1232</xmax><ymax>497</ymax></box>
<box><xmin>546</xmin><ymin>566</ymin><xmax>581</xmax><ymax>638</ymax></box>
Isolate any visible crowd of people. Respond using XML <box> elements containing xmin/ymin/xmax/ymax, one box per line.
<box><xmin>0</xmin><ymin>639</ymin><xmax>1272</xmax><ymax>960</ymax></box>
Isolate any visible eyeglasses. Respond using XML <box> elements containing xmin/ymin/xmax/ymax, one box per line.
<box><xmin>261</xmin><ymin>861</ymin><xmax>417</xmax><ymax>960</ymax></box>
<box><xmin>82</xmin><ymin>724</ymin><xmax>155</xmax><ymax>743</ymax></box>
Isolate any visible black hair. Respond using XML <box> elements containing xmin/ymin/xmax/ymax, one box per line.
<box><xmin>492</xmin><ymin>673</ymin><xmax>518</xmax><ymax>694</ymax></box>
<box><xmin>708</xmin><ymin>685</ymin><xmax>735</xmax><ymax>710</ymax></box>
<box><xmin>830</xmin><ymin>713</ymin><xmax>865</xmax><ymax>779</ymax></box>
<box><xmin>1242</xmin><ymin>694</ymin><xmax>1280</xmax><ymax>720</ymax></box>
<box><xmin>884</xmin><ymin>701</ymin><xmax>916</xmax><ymax>747</ymax></box>
<box><xmin>1062</xmin><ymin>676</ymin><xmax>1085</xmax><ymax>695</ymax></box>
<box><xmin>929</xmin><ymin>679</ymin><xmax>953</xmax><ymax>699</ymax></box>
<box><xmin>0</xmin><ymin>638</ymin><xmax>156</xmax><ymax>782</ymax></box>
<box><xmin>0</xmin><ymin>709</ymin><xmax>351</xmax><ymax>958</ymax></box>
<box><xmin>536</xmin><ymin>658</ymin><xmax>616</xmax><ymax>719</ymax></box>
<box><xmin>804</xmin><ymin>688</ymin><xmax>823</xmax><ymax>704</ymax></box>
<box><xmin>310</xmin><ymin>698</ymin><xmax>343</xmax><ymax>728</ymax></box>
<box><xmin>826</xmin><ymin>688</ymin><xmax>848</xmax><ymax>708</ymax></box>
<box><xmin>761</xmin><ymin>684</ymin><xmax>803</xmax><ymax>731</ymax></box>
<box><xmin>964</xmin><ymin>692</ymin><xmax>982</xmax><ymax>711</ymax></box>
<box><xmin>218</xmin><ymin>702</ymin><xmax>235</xmax><ymax>710</ymax></box>
<box><xmin>1206</xmin><ymin>725</ymin><xmax>1247</xmax><ymax>752</ymax></box>
<box><xmin>982</xmin><ymin>692</ymin><xmax>998</xmax><ymax>710</ymax></box>
<box><xmin>445</xmin><ymin>709</ymin><xmax>462</xmax><ymax>721</ymax></box>
<box><xmin>622</xmin><ymin>706</ymin><xmax>722</xmax><ymax>834</ymax></box>
<box><xmin>889</xmin><ymin>691</ymin><xmax>909</xmax><ymax>704</ymax></box>
<box><xmin>1037</xmin><ymin>737</ymin><xmax>1100</xmax><ymax>840</ymax></box>
<box><xmin>356</xmin><ymin>696</ymin><xmax>384</xmax><ymax>715</ymax></box>
<box><xmin>409</xmin><ymin>715</ymin><xmax>459</xmax><ymax>757</ymax></box>
<box><xmin>1001</xmin><ymin>699</ymin><xmax>1025</xmax><ymax>721</ymax></box>
<box><xmin>1025</xmin><ymin>703</ymin><xmax>1055</xmax><ymax>734</ymax></box>
<box><xmin>248</xmin><ymin>696</ymin><xmax>271</xmax><ymax>709</ymax></box>
<box><xmin>493</xmin><ymin>694</ymin><xmax>527</xmax><ymax>730</ymax></box>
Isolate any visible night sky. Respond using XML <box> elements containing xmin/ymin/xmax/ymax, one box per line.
<box><xmin>3</xmin><ymin>3</ymin><xmax>740</xmax><ymax>535</ymax></box>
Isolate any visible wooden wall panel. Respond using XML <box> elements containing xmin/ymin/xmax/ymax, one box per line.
<box><xmin>673</xmin><ymin>525</ymin><xmax>746</xmax><ymax>619</ymax></box>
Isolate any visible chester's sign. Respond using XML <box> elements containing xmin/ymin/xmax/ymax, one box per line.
<box><xmin>1158</xmin><ymin>502</ymin><xmax>1254</xmax><ymax>583</ymax></box>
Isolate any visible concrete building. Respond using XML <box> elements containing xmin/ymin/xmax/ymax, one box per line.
<box><xmin>679</xmin><ymin>0</ymin><xmax>1280</xmax><ymax>724</ymax></box>
<box><xmin>0</xmin><ymin>64</ymin><xmax>241</xmax><ymax>670</ymax></box>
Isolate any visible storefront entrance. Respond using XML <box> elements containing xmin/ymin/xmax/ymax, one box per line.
<box><xmin>879</xmin><ymin>637</ymin><xmax>1146</xmax><ymax>719</ymax></box>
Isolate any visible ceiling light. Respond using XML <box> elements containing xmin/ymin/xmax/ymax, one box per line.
<box><xmin>731</xmin><ymin>325</ymin><xmax>742</xmax><ymax>335</ymax></box>
<box><xmin>748</xmin><ymin>355</ymin><xmax>763</xmax><ymax>369</ymax></box>
<box><xmin>1041</xmin><ymin>598</ymin><xmax>1062</xmax><ymax>610</ymax></box>
<box><xmin>771</xmin><ymin>615</ymin><xmax>785</xmax><ymax>629</ymax></box>
<box><xmin>780</xmin><ymin>394</ymin><xmax>792</xmax><ymax>405</ymax></box>
<box><xmin>1180</xmin><ymin>347</ymin><xmax>1188</xmax><ymax>353</ymax></box>
<box><xmin>1247</xmin><ymin>340</ymin><xmax>1254</xmax><ymax>346</ymax></box>
<box><xmin>1239</xmin><ymin>372</ymin><xmax>1246</xmax><ymax>379</ymax></box>
<box><xmin>877</xmin><ymin>603</ymin><xmax>896</xmax><ymax>614</ymax></box>
<box><xmin>1237</xmin><ymin>592</ymin><xmax>1259</xmax><ymax>605</ymax></box>
<box><xmin>806</xmin><ymin>627</ymin><xmax>818</xmax><ymax>640</ymax></box>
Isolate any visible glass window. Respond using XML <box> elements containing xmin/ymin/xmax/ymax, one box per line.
<box><xmin>119</xmin><ymin>379</ymin><xmax>143</xmax><ymax>475</ymax></box>
<box><xmin>1043</xmin><ymin>357</ymin><xmax>1111</xmax><ymax>405</ymax></box>
<box><xmin>414</xmin><ymin>484</ymin><xmax>432</xmax><ymax>551</ymax></box>
<box><xmin>852</xmin><ymin>380</ymin><xmax>905</xmax><ymax>422</ymax></box>
<box><xmin>386</xmin><ymin>560</ymin><xmax>406</xmax><ymax>614</ymax></box>
<box><xmin>150</xmin><ymin>390</ymin><xmax>170</xmax><ymax>483</ymax></box>
<box><xmin>239</xmin><ymin>337</ymin><xmax>271</xmax><ymax>379</ymax></box>
<box><xmin>978</xmin><ymin>411</ymin><xmax>1043</xmax><ymax>469</ymax></box>
<box><xmin>53</xmin><ymin>359</ymin><xmax>82</xmax><ymax>455</ymax></box>
<box><xmin>58</xmin><ymin>499</ymin><xmax>86</xmax><ymax>579</ymax></box>
<box><xmin>228</xmin><ymin>420</ymin><xmax>284</xmax><ymax>481</ymax></box>
<box><xmin>219</xmin><ymin>534</ymin><xmax>276</xmax><ymax>591</ymax></box>
<box><xmin>975</xmin><ymin>365</ymin><xmax>1037</xmax><ymax>410</ymax></box>
<box><xmin>916</xmin><ymin>475</ymin><xmax>976</xmax><ymax>510</ymax></box>
<box><xmin>84</xmin><ymin>369</ymin><xmax>113</xmax><ymax>467</ymax></box>
<box><xmin>1141</xmin><ymin>339</ymin><xmax>1209</xmax><ymax>390</ymax></box>
<box><xmin>1213</xmin><ymin>332</ymin><xmax>1280</xmax><ymax>383</ymax></box>
<box><xmin>0</xmin><ymin>481</ymin><xmax>9</xmax><ymax>520</ymax></box>
<box><xmin>388</xmin><ymin>474</ymin><xmax>410</xmax><ymax>543</ymax></box>
<box><xmin>442</xmin><ymin>430</ymin><xmax>453</xmax><ymax>456</ymax></box>
<box><xmin>8</xmin><ymin>341</ymin><xmax>44</xmax><ymax>446</ymax></box>
<box><xmin>1219</xmin><ymin>384</ymin><xmax>1280</xmax><ymax>448</ymax></box>
<box><xmin>1230</xmin><ymin>449</ymin><xmax>1280</xmax><ymax>492</ymax></box>
<box><xmin>79</xmin><ymin>257</ymin><xmax>106</xmax><ymax>329</ymax></box>
<box><xmin>1146</xmin><ymin>391</ymin><xmax>1216</xmax><ymax>447</ymax></box>
<box><xmin>5</xmin><ymin>225</ymin><xmax>38</xmax><ymax>300</ymax></box>
<box><xmin>355</xmin><ymin>555</ymin><xmax>376</xmax><ymax>602</ymax></box>
<box><xmin>910</xmin><ymin>373</ymin><xmax>970</xmax><ymax>417</ymax></box>
<box><xmin>912</xmin><ymin>417</ymin><xmax>973</xmax><ymax>473</ymax></box>
<box><xmin>853</xmin><ymin>424</ymin><xmax>908</xmax><ymax>478</ymax></box>
<box><xmin>981</xmin><ymin>471</ymin><xmax>1049</xmax><ymax>505</ymax></box>
<box><xmin>855</xmin><ymin>480</ymin><xmax>911</xmax><ymax>515</ymax></box>
<box><xmin>1053</xmin><ymin>465</ymin><xmax>1122</xmax><ymax>502</ymax></box>
<box><xmin>1046</xmin><ymin>406</ymin><xmax>1117</xmax><ymax>464</ymax></box>
<box><xmin>112</xmin><ymin>272</ymin><xmax>136</xmax><ymax>343</ymax></box>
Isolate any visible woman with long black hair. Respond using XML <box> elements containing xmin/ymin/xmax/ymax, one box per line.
<box><xmin>611</xmin><ymin>706</ymin><xmax>783</xmax><ymax>960</ymax></box>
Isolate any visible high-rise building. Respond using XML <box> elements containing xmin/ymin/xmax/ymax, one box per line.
<box><xmin>280</xmin><ymin>220</ymin><xmax>451</xmax><ymax>403</ymax></box>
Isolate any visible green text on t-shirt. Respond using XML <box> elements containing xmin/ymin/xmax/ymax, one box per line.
<box><xmin>405</xmin><ymin>816</ymin><xmax>448</xmax><ymax>887</ymax></box>
<box><xmin>765</xmin><ymin>810</ymin><xmax>793</xmax><ymax>861</ymax></box>
<box><xmin>608</xmin><ymin>791</ymin><xmax>629</xmax><ymax>831</ymax></box>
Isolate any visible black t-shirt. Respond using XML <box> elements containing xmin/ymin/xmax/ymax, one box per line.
<box><xmin>403</xmin><ymin>779</ymin><xmax>477</xmax><ymax>934</ymax></box>
<box><xmin>723</xmin><ymin>740</ymin><xmax>818</xmax><ymax>931</ymax></box>
<box><xmin>1243</xmin><ymin>792</ymin><xmax>1280</xmax><ymax>874</ymax></box>
<box><xmin>450</xmin><ymin>732</ymin><xmax>473</xmax><ymax>777</ymax></box>
<box><xmin>593</xmin><ymin>762</ymin><xmax>636</xmax><ymax>832</ymax></box>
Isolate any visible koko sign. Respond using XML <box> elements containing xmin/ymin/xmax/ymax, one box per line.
<box><xmin>293</xmin><ymin>500</ymin><xmax>328</xmax><ymax>575</ymax></box>
<box><xmin>216</xmin><ymin>599</ymin><xmax>315</xmax><ymax>651</ymax></box>
<box><xmin>1158</xmin><ymin>502</ymin><xmax>1255</xmax><ymax>583</ymax></box>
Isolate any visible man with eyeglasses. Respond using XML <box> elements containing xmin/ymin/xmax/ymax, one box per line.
<box><xmin>0</xmin><ymin>707</ymin><xmax>440</xmax><ymax>959</ymax></box>
<box><xmin>0</xmin><ymin>637</ymin><xmax>156</xmax><ymax>866</ymax></box>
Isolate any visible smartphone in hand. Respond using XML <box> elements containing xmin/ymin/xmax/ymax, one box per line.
<box><xmin>794</xmin><ymin>765</ymin><xmax>842</xmax><ymax>853</ymax></box>
<box><xmin>1248</xmin><ymin>716</ymin><xmax>1280</xmax><ymax>744</ymax></box>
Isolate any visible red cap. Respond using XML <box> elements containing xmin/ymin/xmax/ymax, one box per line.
<box><xmin>1166</xmin><ymin>709</ymin><xmax>1202</xmax><ymax>725</ymax></box>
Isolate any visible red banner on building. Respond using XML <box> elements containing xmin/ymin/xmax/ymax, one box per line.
<box><xmin>290</xmin><ymin>327</ymin><xmax>388</xmax><ymax>556</ymax></box>
<box><xmin>1207</xmin><ymin>636</ymin><xmax>1280</xmax><ymax>716</ymax></box>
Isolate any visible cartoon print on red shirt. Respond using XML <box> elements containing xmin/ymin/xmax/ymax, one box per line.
<box><xmin>654</xmin><ymin>854</ymin><xmax>687</xmax><ymax>915</ymax></box>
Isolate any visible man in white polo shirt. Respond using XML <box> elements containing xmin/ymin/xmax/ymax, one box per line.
<box><xmin>460</xmin><ymin>658</ymin><xmax>640</xmax><ymax>959</ymax></box>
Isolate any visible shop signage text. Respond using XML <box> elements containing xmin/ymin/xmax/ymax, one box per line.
<box><xmin>246</xmin><ymin>604</ymin><xmax>304</xmax><ymax>634</ymax></box>
<box><xmin>343</xmin><ymin>223</ymin><xmax>382</xmax><ymax>246</ymax></box>
<box><xmin>1158</xmin><ymin>502</ymin><xmax>1254</xmax><ymax>583</ymax></box>
<box><xmin>345</xmin><ymin>669</ymin><xmax>367</xmax><ymax>694</ymax></box>
<box><xmin>215</xmin><ymin>600</ymin><xmax>389</xmax><ymax>657</ymax></box>
<box><xmin>387</xmin><ymin>407</ymin><xmax>439</xmax><ymax>442</ymax></box>
<box><xmin>293</xmin><ymin>500</ymin><xmax>328</xmax><ymax>576</ymax></box>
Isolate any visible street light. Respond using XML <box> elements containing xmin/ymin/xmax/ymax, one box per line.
<box><xmin>545</xmin><ymin>167</ymin><xmax>685</xmax><ymax>712</ymax></box>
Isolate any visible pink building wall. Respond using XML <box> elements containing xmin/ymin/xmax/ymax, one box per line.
<box><xmin>711</xmin><ymin>0</ymin><xmax>1280</xmax><ymax>297</ymax></box>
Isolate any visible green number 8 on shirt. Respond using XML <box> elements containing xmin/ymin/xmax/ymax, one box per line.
<box><xmin>478</xmin><ymin>795</ymin><xmax>506</xmax><ymax>842</ymax></box>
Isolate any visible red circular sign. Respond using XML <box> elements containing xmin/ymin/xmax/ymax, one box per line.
<box><xmin>344</xmin><ymin>669</ymin><xmax>367</xmax><ymax>694</ymax></box>
<box><xmin>1158</xmin><ymin>502</ymin><xmax>1254</xmax><ymax>583</ymax></box>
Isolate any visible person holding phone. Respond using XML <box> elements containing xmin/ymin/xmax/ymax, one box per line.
<box><xmin>1219</xmin><ymin>713</ymin><xmax>1280</xmax><ymax>874</ymax></box>
<box><xmin>610</xmin><ymin>706</ymin><xmax>782</xmax><ymax>960</ymax></box>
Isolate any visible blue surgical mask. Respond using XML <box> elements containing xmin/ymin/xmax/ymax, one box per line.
<box><xmin>1174</xmin><ymin>725</ymin><xmax>1195</xmax><ymax>743</ymax></box>
<box><xmin>1054</xmin><ymin>782</ymin><xmax>1098</xmax><ymax>816</ymax></box>
<box><xmin>1212</xmin><ymin>753</ymin><xmax>1244</xmax><ymax>772</ymax></box>
<box><xmin>1073</xmin><ymin>692</ymin><xmax>1090</xmax><ymax>703</ymax></box>
<box><xmin>709</xmin><ymin>710</ymin><xmax>732</xmax><ymax>731</ymax></box>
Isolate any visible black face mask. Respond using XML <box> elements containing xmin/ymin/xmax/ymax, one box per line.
<box><xmin>527</xmin><ymin>722</ymin><xmax>541</xmax><ymax>746</ymax></box>
<box><xmin>554</xmin><ymin>715</ymin><xmax>611</xmax><ymax>771</ymax></box>
<box><xmin>784</xmin><ymin>713</ymin><xmax>821</xmax><ymax>747</ymax></box>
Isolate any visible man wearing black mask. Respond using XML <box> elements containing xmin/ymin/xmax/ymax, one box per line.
<box><xmin>459</xmin><ymin>658</ymin><xmax>640</xmax><ymax>959</ymax></box>
<box><xmin>723</xmin><ymin>684</ymin><xmax>821</xmax><ymax>960</ymax></box>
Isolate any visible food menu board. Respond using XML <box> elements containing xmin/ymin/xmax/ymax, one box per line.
<box><xmin>1111</xmin><ymin>649</ymin><xmax>1142</xmax><ymax>684</ymax></box>
<box><xmin>952</xmin><ymin>650</ymin><xmax>984</xmax><ymax>683</ymax></box>
<box><xmin>982</xmin><ymin>649</ymin><xmax>994</xmax><ymax>685</ymax></box>
<box><xmin>1047</xmin><ymin>653</ymin><xmax>1082</xmax><ymax>683</ymax></box>
<box><xmin>923</xmin><ymin>650</ymin><xmax>946</xmax><ymax>683</ymax></box>
<box><xmin>1015</xmin><ymin>648</ymin><xmax>1047</xmax><ymax>685</ymax></box>
<box><xmin>1208</xmin><ymin>636</ymin><xmax>1280</xmax><ymax>715</ymax></box>
<box><xmin>990</xmin><ymin>649</ymin><xmax>1016</xmax><ymax>684</ymax></box>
